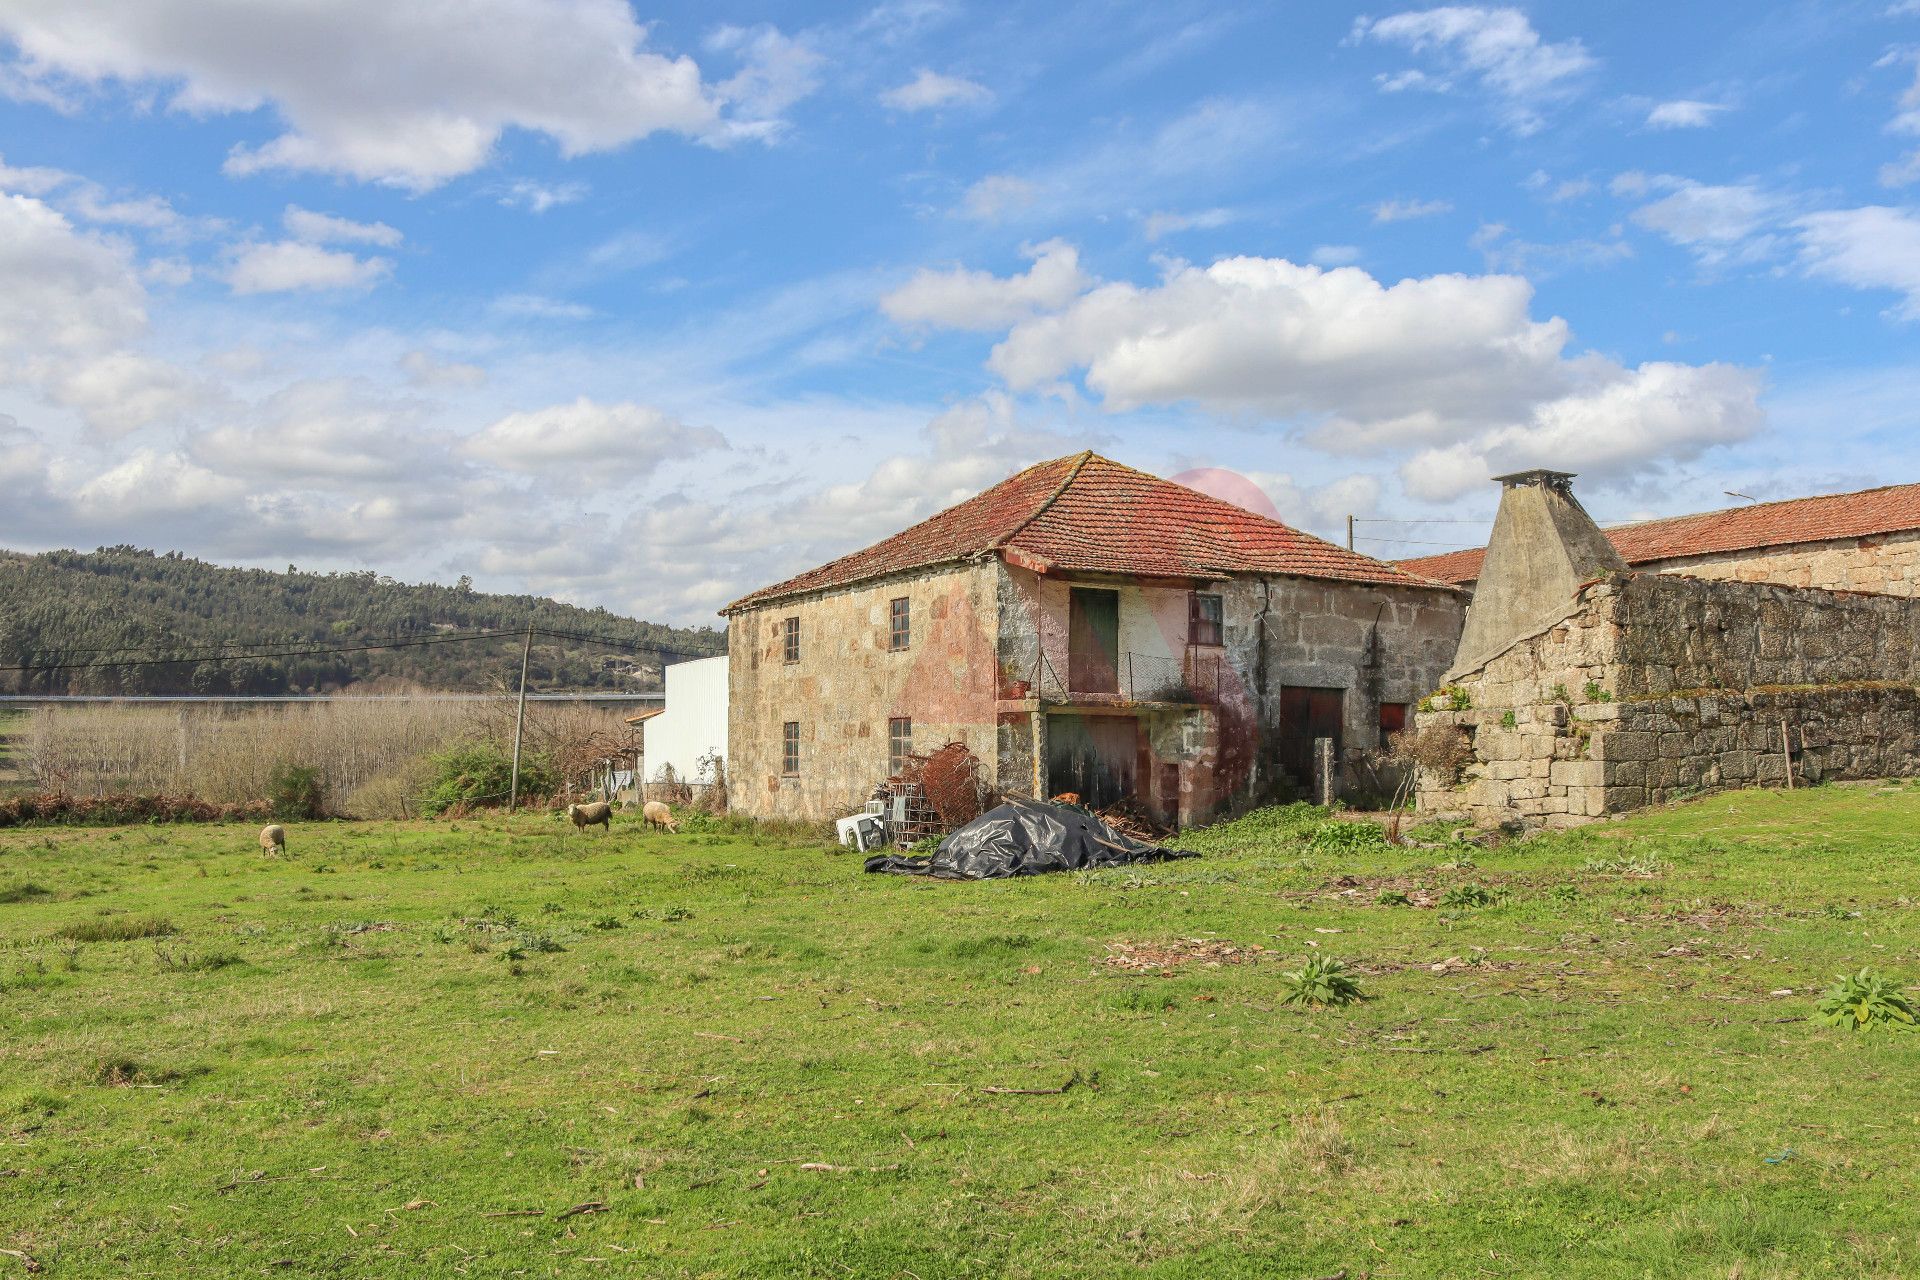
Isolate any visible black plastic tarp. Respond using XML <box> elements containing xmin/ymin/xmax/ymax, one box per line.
<box><xmin>864</xmin><ymin>797</ymin><xmax>1197</xmax><ymax>879</ymax></box>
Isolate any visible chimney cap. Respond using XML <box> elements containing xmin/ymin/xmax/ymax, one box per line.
<box><xmin>1491</xmin><ymin>468</ymin><xmax>1577</xmax><ymax>489</ymax></box>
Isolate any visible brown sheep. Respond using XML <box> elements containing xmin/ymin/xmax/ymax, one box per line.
<box><xmin>259</xmin><ymin>824</ymin><xmax>286</xmax><ymax>855</ymax></box>
<box><xmin>642</xmin><ymin>800</ymin><xmax>679</xmax><ymax>833</ymax></box>
<box><xmin>566</xmin><ymin>801</ymin><xmax>613</xmax><ymax>833</ymax></box>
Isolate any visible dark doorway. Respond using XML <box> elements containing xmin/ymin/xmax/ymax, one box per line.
<box><xmin>1046</xmin><ymin>714</ymin><xmax>1138</xmax><ymax>808</ymax></box>
<box><xmin>1277</xmin><ymin>686</ymin><xmax>1345</xmax><ymax>788</ymax></box>
<box><xmin>1067</xmin><ymin>587</ymin><xmax>1120</xmax><ymax>695</ymax></box>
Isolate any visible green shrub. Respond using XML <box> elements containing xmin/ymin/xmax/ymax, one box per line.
<box><xmin>1374</xmin><ymin>890</ymin><xmax>1411</xmax><ymax>906</ymax></box>
<box><xmin>1279</xmin><ymin>955</ymin><xmax>1368</xmax><ymax>1008</ymax></box>
<box><xmin>1816</xmin><ymin>969</ymin><xmax>1918</xmax><ymax>1033</ymax></box>
<box><xmin>266</xmin><ymin>762</ymin><xmax>326</xmax><ymax>821</ymax></box>
<box><xmin>1306</xmin><ymin>820</ymin><xmax>1392</xmax><ymax>855</ymax></box>
<box><xmin>417</xmin><ymin>742</ymin><xmax>557</xmax><ymax>816</ymax></box>
<box><xmin>1437</xmin><ymin>883</ymin><xmax>1500</xmax><ymax>909</ymax></box>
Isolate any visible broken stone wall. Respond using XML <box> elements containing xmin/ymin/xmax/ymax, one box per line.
<box><xmin>1418</xmin><ymin>572</ymin><xmax>1920</xmax><ymax>829</ymax></box>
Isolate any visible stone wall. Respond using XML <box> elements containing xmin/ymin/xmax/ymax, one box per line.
<box><xmin>1418</xmin><ymin>571</ymin><xmax>1920</xmax><ymax>829</ymax></box>
<box><xmin>727</xmin><ymin>560</ymin><xmax>1002</xmax><ymax>821</ymax></box>
<box><xmin>1653</xmin><ymin>529</ymin><xmax>1920</xmax><ymax>597</ymax></box>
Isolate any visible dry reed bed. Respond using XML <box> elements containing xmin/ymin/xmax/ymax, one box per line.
<box><xmin>21</xmin><ymin>700</ymin><xmax>638</xmax><ymax>817</ymax></box>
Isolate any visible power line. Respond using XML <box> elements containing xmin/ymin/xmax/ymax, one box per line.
<box><xmin>1355</xmin><ymin>536</ymin><xmax>1486</xmax><ymax>549</ymax></box>
<box><xmin>530</xmin><ymin>626</ymin><xmax>725</xmax><ymax>663</ymax></box>
<box><xmin>27</xmin><ymin>628</ymin><xmax>520</xmax><ymax>659</ymax></box>
<box><xmin>0</xmin><ymin>628</ymin><xmax>526</xmax><ymax>675</ymax></box>
<box><xmin>0</xmin><ymin>624</ymin><xmax>728</xmax><ymax>677</ymax></box>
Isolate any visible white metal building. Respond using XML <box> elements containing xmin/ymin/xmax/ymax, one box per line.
<box><xmin>639</xmin><ymin>655</ymin><xmax>728</xmax><ymax>788</ymax></box>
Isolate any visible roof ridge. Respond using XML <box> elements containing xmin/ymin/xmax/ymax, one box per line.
<box><xmin>990</xmin><ymin>449</ymin><xmax>1095</xmax><ymax>550</ymax></box>
<box><xmin>1602</xmin><ymin>479</ymin><xmax>1920</xmax><ymax>532</ymax></box>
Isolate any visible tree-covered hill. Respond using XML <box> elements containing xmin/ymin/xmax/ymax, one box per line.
<box><xmin>0</xmin><ymin>546</ymin><xmax>724</xmax><ymax>696</ymax></box>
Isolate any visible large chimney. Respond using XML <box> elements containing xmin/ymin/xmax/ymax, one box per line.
<box><xmin>1449</xmin><ymin>469</ymin><xmax>1626</xmax><ymax>676</ymax></box>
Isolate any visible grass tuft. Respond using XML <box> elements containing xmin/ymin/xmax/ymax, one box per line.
<box><xmin>54</xmin><ymin>914</ymin><xmax>176</xmax><ymax>942</ymax></box>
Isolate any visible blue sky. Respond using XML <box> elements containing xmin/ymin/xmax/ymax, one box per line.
<box><xmin>3</xmin><ymin>1</ymin><xmax>1920</xmax><ymax>622</ymax></box>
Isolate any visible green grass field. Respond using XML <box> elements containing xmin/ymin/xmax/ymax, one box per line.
<box><xmin>4</xmin><ymin>787</ymin><xmax>1920</xmax><ymax>1278</ymax></box>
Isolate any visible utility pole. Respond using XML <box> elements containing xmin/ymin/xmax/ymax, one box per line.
<box><xmin>1346</xmin><ymin>514</ymin><xmax>1355</xmax><ymax>551</ymax></box>
<box><xmin>509</xmin><ymin>624</ymin><xmax>533</xmax><ymax>812</ymax></box>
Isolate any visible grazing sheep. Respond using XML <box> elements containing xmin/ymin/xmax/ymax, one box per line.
<box><xmin>259</xmin><ymin>824</ymin><xmax>286</xmax><ymax>856</ymax></box>
<box><xmin>567</xmin><ymin>801</ymin><xmax>613</xmax><ymax>833</ymax></box>
<box><xmin>642</xmin><ymin>800</ymin><xmax>679</xmax><ymax>833</ymax></box>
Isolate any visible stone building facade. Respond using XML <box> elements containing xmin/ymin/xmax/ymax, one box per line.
<box><xmin>724</xmin><ymin>453</ymin><xmax>1466</xmax><ymax>824</ymax></box>
<box><xmin>1416</xmin><ymin>475</ymin><xmax>1920</xmax><ymax>830</ymax></box>
<box><xmin>1649</xmin><ymin>528</ymin><xmax>1920</xmax><ymax>595</ymax></box>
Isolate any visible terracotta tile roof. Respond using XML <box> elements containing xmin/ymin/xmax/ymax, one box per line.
<box><xmin>724</xmin><ymin>452</ymin><xmax>1457</xmax><ymax>613</ymax></box>
<box><xmin>1397</xmin><ymin>481</ymin><xmax>1920</xmax><ymax>584</ymax></box>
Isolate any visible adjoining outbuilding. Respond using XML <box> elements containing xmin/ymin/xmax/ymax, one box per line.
<box><xmin>1400</xmin><ymin>479</ymin><xmax>1920</xmax><ymax>597</ymax></box>
<box><xmin>628</xmin><ymin>654</ymin><xmax>728</xmax><ymax>798</ymax></box>
<box><xmin>1416</xmin><ymin>470</ymin><xmax>1920</xmax><ymax>830</ymax></box>
<box><xmin>721</xmin><ymin>451</ymin><xmax>1467</xmax><ymax>825</ymax></box>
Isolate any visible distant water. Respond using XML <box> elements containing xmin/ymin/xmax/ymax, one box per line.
<box><xmin>0</xmin><ymin>693</ymin><xmax>664</xmax><ymax>705</ymax></box>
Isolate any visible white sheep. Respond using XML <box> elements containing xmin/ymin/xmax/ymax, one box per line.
<box><xmin>259</xmin><ymin>824</ymin><xmax>286</xmax><ymax>856</ymax></box>
<box><xmin>567</xmin><ymin>801</ymin><xmax>613</xmax><ymax>833</ymax></box>
<box><xmin>642</xmin><ymin>800</ymin><xmax>679</xmax><ymax>833</ymax></box>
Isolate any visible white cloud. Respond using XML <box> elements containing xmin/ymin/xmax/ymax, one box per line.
<box><xmin>881</xmin><ymin>240</ymin><xmax>1092</xmax><ymax>331</ymax></box>
<box><xmin>1646</xmin><ymin>99</ymin><xmax>1727</xmax><ymax>129</ymax></box>
<box><xmin>880</xmin><ymin>68</ymin><xmax>992</xmax><ymax>111</ymax></box>
<box><xmin>1881</xmin><ymin>150</ymin><xmax>1920</xmax><ymax>188</ymax></box>
<box><xmin>1372</xmin><ymin>197</ymin><xmax>1453</xmax><ymax>222</ymax></box>
<box><xmin>490</xmin><ymin>293</ymin><xmax>595</xmax><ymax>320</ymax></box>
<box><xmin>1222</xmin><ymin>468</ymin><xmax>1384</xmax><ymax>529</ymax></box>
<box><xmin>962</xmin><ymin>252</ymin><xmax>1759</xmax><ymax>498</ymax></box>
<box><xmin>1795</xmin><ymin>206</ymin><xmax>1920</xmax><ymax>318</ymax></box>
<box><xmin>0</xmin><ymin>2</ymin><xmax>808</xmax><ymax>189</ymax></box>
<box><xmin>1523</xmin><ymin>170</ymin><xmax>1593</xmax><ymax>202</ymax></box>
<box><xmin>43</xmin><ymin>351</ymin><xmax>211</xmax><ymax>437</ymax></box>
<box><xmin>496</xmin><ymin>179</ymin><xmax>588</xmax><ymax>213</ymax></box>
<box><xmin>284</xmin><ymin>205</ymin><xmax>402</xmax><ymax>247</ymax></box>
<box><xmin>400</xmin><ymin>350</ymin><xmax>486</xmax><ymax>388</ymax></box>
<box><xmin>1142</xmin><ymin>208</ymin><xmax>1234</xmax><ymax>240</ymax></box>
<box><xmin>1355</xmin><ymin>6</ymin><xmax>1595</xmax><ymax>133</ymax></box>
<box><xmin>0</xmin><ymin>190</ymin><xmax>221</xmax><ymax>436</ymax></box>
<box><xmin>1471</xmin><ymin>222</ymin><xmax>1632</xmax><ymax>276</ymax></box>
<box><xmin>461</xmin><ymin>397</ymin><xmax>726</xmax><ymax>474</ymax></box>
<box><xmin>69</xmin><ymin>448</ymin><xmax>246</xmax><ymax>519</ymax></box>
<box><xmin>1375</xmin><ymin>68</ymin><xmax>1448</xmax><ymax>94</ymax></box>
<box><xmin>0</xmin><ymin>193</ymin><xmax>146</xmax><ymax>358</ymax></box>
<box><xmin>1311</xmin><ymin>244</ymin><xmax>1363</xmax><ymax>267</ymax></box>
<box><xmin>1624</xmin><ymin>175</ymin><xmax>1785</xmax><ymax>264</ymax></box>
<box><xmin>189</xmin><ymin>379</ymin><xmax>437</xmax><ymax>484</ymax></box>
<box><xmin>226</xmin><ymin>241</ymin><xmax>393</xmax><ymax>295</ymax></box>
<box><xmin>0</xmin><ymin>152</ymin><xmax>70</xmax><ymax>196</ymax></box>
<box><xmin>704</xmin><ymin>24</ymin><xmax>823</xmax><ymax>142</ymax></box>
<box><xmin>962</xmin><ymin>173</ymin><xmax>1040</xmax><ymax>220</ymax></box>
<box><xmin>1401</xmin><ymin>362</ymin><xmax>1763</xmax><ymax>500</ymax></box>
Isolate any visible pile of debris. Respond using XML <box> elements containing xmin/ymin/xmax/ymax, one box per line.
<box><xmin>868</xmin><ymin>741</ymin><xmax>991</xmax><ymax>848</ymax></box>
<box><xmin>1104</xmin><ymin>937</ymin><xmax>1265</xmax><ymax>974</ymax></box>
<box><xmin>1091</xmin><ymin>796</ymin><xmax>1173</xmax><ymax>843</ymax></box>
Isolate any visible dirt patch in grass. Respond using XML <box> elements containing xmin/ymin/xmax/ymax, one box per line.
<box><xmin>93</xmin><ymin>1056</ymin><xmax>212</xmax><ymax>1087</ymax></box>
<box><xmin>1103</xmin><ymin>937</ymin><xmax>1266</xmax><ymax>974</ymax></box>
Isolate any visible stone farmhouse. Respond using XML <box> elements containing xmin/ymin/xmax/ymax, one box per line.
<box><xmin>1400</xmin><ymin>480</ymin><xmax>1920</xmax><ymax>597</ymax></box>
<box><xmin>721</xmin><ymin>452</ymin><xmax>1466</xmax><ymax>824</ymax></box>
